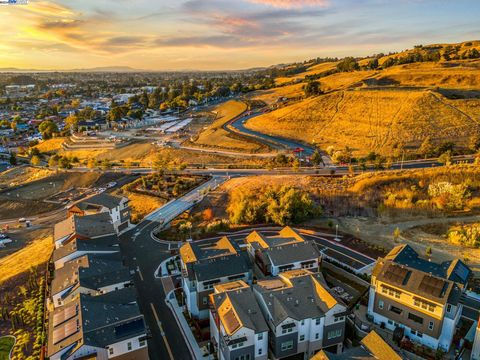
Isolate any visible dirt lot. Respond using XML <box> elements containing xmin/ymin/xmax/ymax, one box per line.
<box><xmin>0</xmin><ymin>170</ymin><xmax>127</xmax><ymax>220</ymax></box>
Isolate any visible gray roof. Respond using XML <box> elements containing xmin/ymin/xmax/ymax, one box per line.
<box><xmin>53</xmin><ymin>235</ymin><xmax>119</xmax><ymax>262</ymax></box>
<box><xmin>76</xmin><ymin>193</ymin><xmax>126</xmax><ymax>211</ymax></box>
<box><xmin>48</xmin><ymin>288</ymin><xmax>145</xmax><ymax>357</ymax></box>
<box><xmin>51</xmin><ymin>252</ymin><xmax>128</xmax><ymax>295</ymax></box>
<box><xmin>388</xmin><ymin>245</ymin><xmax>471</xmax><ymax>286</ymax></box>
<box><xmin>54</xmin><ymin>213</ymin><xmax>114</xmax><ymax>242</ymax></box>
<box><xmin>212</xmin><ymin>287</ymin><xmax>269</xmax><ymax>334</ymax></box>
<box><xmin>190</xmin><ymin>254</ymin><xmax>251</xmax><ymax>282</ymax></box>
<box><xmin>254</xmin><ymin>273</ymin><xmax>344</xmax><ymax>326</ymax></box>
<box><xmin>264</xmin><ymin>241</ymin><xmax>320</xmax><ymax>266</ymax></box>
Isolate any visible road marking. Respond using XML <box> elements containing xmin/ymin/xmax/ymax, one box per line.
<box><xmin>137</xmin><ymin>266</ymin><xmax>144</xmax><ymax>281</ymax></box>
<box><xmin>150</xmin><ymin>303</ymin><xmax>174</xmax><ymax>360</ymax></box>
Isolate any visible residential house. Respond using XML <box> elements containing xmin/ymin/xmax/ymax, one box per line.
<box><xmin>67</xmin><ymin>193</ymin><xmax>131</xmax><ymax>233</ymax></box>
<box><xmin>53</xmin><ymin>212</ymin><xmax>115</xmax><ymax>249</ymax></box>
<box><xmin>367</xmin><ymin>244</ymin><xmax>471</xmax><ymax>352</ymax></box>
<box><xmin>51</xmin><ymin>252</ymin><xmax>132</xmax><ymax>308</ymax></box>
<box><xmin>312</xmin><ymin>330</ymin><xmax>402</xmax><ymax>360</ymax></box>
<box><xmin>245</xmin><ymin>227</ymin><xmax>321</xmax><ymax>276</ymax></box>
<box><xmin>180</xmin><ymin>237</ymin><xmax>252</xmax><ymax>319</ymax></box>
<box><xmin>210</xmin><ymin>281</ymin><xmax>269</xmax><ymax>360</ymax></box>
<box><xmin>472</xmin><ymin>317</ymin><xmax>480</xmax><ymax>360</ymax></box>
<box><xmin>53</xmin><ymin>236</ymin><xmax>119</xmax><ymax>269</ymax></box>
<box><xmin>47</xmin><ymin>288</ymin><xmax>149</xmax><ymax>360</ymax></box>
<box><xmin>253</xmin><ymin>269</ymin><xmax>347</xmax><ymax>359</ymax></box>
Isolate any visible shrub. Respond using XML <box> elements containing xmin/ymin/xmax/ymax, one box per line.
<box><xmin>428</xmin><ymin>181</ymin><xmax>470</xmax><ymax>210</ymax></box>
<box><xmin>447</xmin><ymin>223</ymin><xmax>480</xmax><ymax>248</ymax></box>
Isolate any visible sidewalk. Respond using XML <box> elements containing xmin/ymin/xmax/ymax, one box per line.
<box><xmin>165</xmin><ymin>290</ymin><xmax>207</xmax><ymax>360</ymax></box>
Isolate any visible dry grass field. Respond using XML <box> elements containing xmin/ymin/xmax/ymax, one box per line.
<box><xmin>0</xmin><ymin>235</ymin><xmax>52</xmax><ymax>284</ymax></box>
<box><xmin>191</xmin><ymin>100</ymin><xmax>267</xmax><ymax>152</ymax></box>
<box><xmin>246</xmin><ymin>89</ymin><xmax>480</xmax><ymax>157</ymax></box>
<box><xmin>0</xmin><ymin>166</ymin><xmax>54</xmax><ymax>188</ymax></box>
<box><xmin>249</xmin><ymin>83</ymin><xmax>305</xmax><ymax>105</ymax></box>
<box><xmin>275</xmin><ymin>62</ymin><xmax>338</xmax><ymax>85</ymax></box>
<box><xmin>34</xmin><ymin>137</ymin><xmax>66</xmax><ymax>153</ymax></box>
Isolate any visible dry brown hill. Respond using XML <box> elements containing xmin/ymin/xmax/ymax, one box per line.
<box><xmin>247</xmin><ymin>89</ymin><xmax>480</xmax><ymax>157</ymax></box>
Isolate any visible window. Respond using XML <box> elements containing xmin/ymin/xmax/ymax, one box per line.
<box><xmin>417</xmin><ymin>332</ymin><xmax>423</xmax><ymax>338</ymax></box>
<box><xmin>300</xmin><ymin>320</ymin><xmax>305</xmax><ymax>326</ymax></box>
<box><xmin>413</xmin><ymin>297</ymin><xmax>436</xmax><ymax>313</ymax></box>
<box><xmin>327</xmin><ymin>330</ymin><xmax>342</xmax><ymax>340</ymax></box>
<box><xmin>258</xmin><ymin>333</ymin><xmax>263</xmax><ymax>340</ymax></box>
<box><xmin>109</xmin><ymin>348</ymin><xmax>114</xmax><ymax>355</ymax></box>
<box><xmin>258</xmin><ymin>348</ymin><xmax>262</xmax><ymax>355</ymax></box>
<box><xmin>446</xmin><ymin>304</ymin><xmax>452</xmax><ymax>313</ymax></box>
<box><xmin>300</xmin><ymin>335</ymin><xmax>305</xmax><ymax>341</ymax></box>
<box><xmin>139</xmin><ymin>340</ymin><xmax>146</xmax><ymax>347</ymax></box>
<box><xmin>410</xmin><ymin>329</ymin><xmax>417</xmax><ymax>336</ymax></box>
<box><xmin>315</xmin><ymin>333</ymin><xmax>319</xmax><ymax>340</ymax></box>
<box><xmin>127</xmin><ymin>342</ymin><xmax>132</xmax><ymax>351</ymax></box>
<box><xmin>381</xmin><ymin>285</ymin><xmax>401</xmax><ymax>299</ymax></box>
<box><xmin>408</xmin><ymin>313</ymin><xmax>424</xmax><ymax>324</ymax></box>
<box><xmin>281</xmin><ymin>340</ymin><xmax>294</xmax><ymax>351</ymax></box>
<box><xmin>428</xmin><ymin>321</ymin><xmax>434</xmax><ymax>331</ymax></box>
<box><xmin>282</xmin><ymin>328</ymin><xmax>293</xmax><ymax>334</ymax></box>
<box><xmin>387</xmin><ymin>320</ymin><xmax>393</xmax><ymax>325</ymax></box>
<box><xmin>379</xmin><ymin>300</ymin><xmax>384</xmax><ymax>309</ymax></box>
<box><xmin>389</xmin><ymin>305</ymin><xmax>403</xmax><ymax>315</ymax></box>
<box><xmin>202</xmin><ymin>297</ymin><xmax>208</xmax><ymax>305</ymax></box>
<box><xmin>315</xmin><ymin>317</ymin><xmax>321</xmax><ymax>325</ymax></box>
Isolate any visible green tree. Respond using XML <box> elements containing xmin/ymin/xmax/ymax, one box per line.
<box><xmin>311</xmin><ymin>150</ymin><xmax>323</xmax><ymax>166</ymax></box>
<box><xmin>419</xmin><ymin>136</ymin><xmax>434</xmax><ymax>158</ymax></box>
<box><xmin>9</xmin><ymin>152</ymin><xmax>17</xmax><ymax>165</ymax></box>
<box><xmin>303</xmin><ymin>80</ymin><xmax>322</xmax><ymax>97</ymax></box>
<box><xmin>38</xmin><ymin>120</ymin><xmax>58</xmax><ymax>139</ymax></box>
<box><xmin>438</xmin><ymin>151</ymin><xmax>452</xmax><ymax>166</ymax></box>
<box><xmin>30</xmin><ymin>155</ymin><xmax>41</xmax><ymax>166</ymax></box>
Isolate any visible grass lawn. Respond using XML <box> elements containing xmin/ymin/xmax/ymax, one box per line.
<box><xmin>0</xmin><ymin>336</ymin><xmax>15</xmax><ymax>360</ymax></box>
<box><xmin>34</xmin><ymin>137</ymin><xmax>66</xmax><ymax>153</ymax></box>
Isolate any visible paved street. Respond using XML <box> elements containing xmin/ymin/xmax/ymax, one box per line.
<box><xmin>118</xmin><ymin>177</ymin><xmax>225</xmax><ymax>360</ymax></box>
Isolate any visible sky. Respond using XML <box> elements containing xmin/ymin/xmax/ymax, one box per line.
<box><xmin>0</xmin><ymin>0</ymin><xmax>479</xmax><ymax>70</ymax></box>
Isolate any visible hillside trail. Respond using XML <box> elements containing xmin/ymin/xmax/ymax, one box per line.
<box><xmin>429</xmin><ymin>90</ymin><xmax>480</xmax><ymax>125</ymax></box>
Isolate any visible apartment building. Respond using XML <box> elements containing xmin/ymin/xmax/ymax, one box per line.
<box><xmin>367</xmin><ymin>244</ymin><xmax>471</xmax><ymax>352</ymax></box>
<box><xmin>53</xmin><ymin>236</ymin><xmax>120</xmax><ymax>269</ymax></box>
<box><xmin>67</xmin><ymin>193</ymin><xmax>131</xmax><ymax>233</ymax></box>
<box><xmin>313</xmin><ymin>330</ymin><xmax>402</xmax><ymax>360</ymax></box>
<box><xmin>210</xmin><ymin>281</ymin><xmax>269</xmax><ymax>360</ymax></box>
<box><xmin>51</xmin><ymin>252</ymin><xmax>132</xmax><ymax>308</ymax></box>
<box><xmin>47</xmin><ymin>288</ymin><xmax>148</xmax><ymax>360</ymax></box>
<box><xmin>253</xmin><ymin>269</ymin><xmax>347</xmax><ymax>359</ymax></box>
<box><xmin>245</xmin><ymin>227</ymin><xmax>321</xmax><ymax>276</ymax></box>
<box><xmin>180</xmin><ymin>236</ymin><xmax>252</xmax><ymax>319</ymax></box>
<box><xmin>53</xmin><ymin>212</ymin><xmax>115</xmax><ymax>249</ymax></box>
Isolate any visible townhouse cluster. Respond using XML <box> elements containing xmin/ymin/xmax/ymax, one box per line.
<box><xmin>180</xmin><ymin>227</ymin><xmax>363</xmax><ymax>360</ymax></box>
<box><xmin>46</xmin><ymin>193</ymin><xmax>149</xmax><ymax>360</ymax></box>
<box><xmin>179</xmin><ymin>226</ymin><xmax>480</xmax><ymax>360</ymax></box>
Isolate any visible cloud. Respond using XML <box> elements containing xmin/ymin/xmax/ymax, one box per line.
<box><xmin>37</xmin><ymin>19</ymin><xmax>84</xmax><ymax>30</ymax></box>
<box><xmin>247</xmin><ymin>0</ymin><xmax>329</xmax><ymax>8</ymax></box>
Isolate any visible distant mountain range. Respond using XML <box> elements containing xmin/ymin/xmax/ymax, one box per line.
<box><xmin>0</xmin><ymin>66</ymin><xmax>143</xmax><ymax>73</ymax></box>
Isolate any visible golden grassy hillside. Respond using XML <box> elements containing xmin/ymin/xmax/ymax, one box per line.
<box><xmin>0</xmin><ymin>236</ymin><xmax>53</xmax><ymax>284</ymax></box>
<box><xmin>275</xmin><ymin>62</ymin><xmax>338</xmax><ymax>85</ymax></box>
<box><xmin>191</xmin><ymin>100</ymin><xmax>266</xmax><ymax>152</ymax></box>
<box><xmin>34</xmin><ymin>137</ymin><xmax>66</xmax><ymax>153</ymax></box>
<box><xmin>246</xmin><ymin>89</ymin><xmax>480</xmax><ymax>156</ymax></box>
<box><xmin>249</xmin><ymin>83</ymin><xmax>305</xmax><ymax>105</ymax></box>
<box><xmin>372</xmin><ymin>61</ymin><xmax>480</xmax><ymax>89</ymax></box>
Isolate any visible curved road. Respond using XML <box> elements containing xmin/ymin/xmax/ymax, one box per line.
<box><xmin>224</xmin><ymin>108</ymin><xmax>316</xmax><ymax>156</ymax></box>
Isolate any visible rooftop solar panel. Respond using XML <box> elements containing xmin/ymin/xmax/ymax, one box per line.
<box><xmin>53</xmin><ymin>304</ymin><xmax>78</xmax><ymax>327</ymax></box>
<box><xmin>419</xmin><ymin>275</ymin><xmax>447</xmax><ymax>298</ymax></box>
<box><xmin>114</xmin><ymin>318</ymin><xmax>145</xmax><ymax>339</ymax></box>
